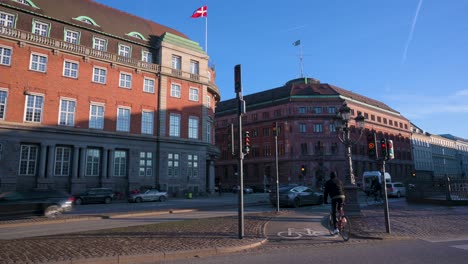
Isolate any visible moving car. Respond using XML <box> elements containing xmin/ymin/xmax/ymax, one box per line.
<box><xmin>386</xmin><ymin>182</ymin><xmax>406</xmax><ymax>198</ymax></box>
<box><xmin>74</xmin><ymin>188</ymin><xmax>114</xmax><ymax>205</ymax></box>
<box><xmin>269</xmin><ymin>185</ymin><xmax>323</xmax><ymax>208</ymax></box>
<box><xmin>127</xmin><ymin>189</ymin><xmax>168</xmax><ymax>203</ymax></box>
<box><xmin>232</xmin><ymin>185</ymin><xmax>254</xmax><ymax>194</ymax></box>
<box><xmin>0</xmin><ymin>189</ymin><xmax>74</xmax><ymax>218</ymax></box>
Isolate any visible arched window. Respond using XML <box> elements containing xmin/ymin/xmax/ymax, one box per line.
<box><xmin>127</xmin><ymin>31</ymin><xmax>147</xmax><ymax>41</ymax></box>
<box><xmin>73</xmin><ymin>16</ymin><xmax>99</xmax><ymax>26</ymax></box>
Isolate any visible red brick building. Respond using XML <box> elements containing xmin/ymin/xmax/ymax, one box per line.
<box><xmin>0</xmin><ymin>0</ymin><xmax>220</xmax><ymax>196</ymax></box>
<box><xmin>214</xmin><ymin>78</ymin><xmax>413</xmax><ymax>190</ymax></box>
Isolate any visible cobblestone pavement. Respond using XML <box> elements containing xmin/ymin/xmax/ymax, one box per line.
<box><xmin>0</xmin><ymin>202</ymin><xmax>467</xmax><ymax>264</ymax></box>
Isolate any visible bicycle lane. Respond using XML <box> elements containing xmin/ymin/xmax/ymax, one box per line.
<box><xmin>264</xmin><ymin>205</ymin><xmax>340</xmax><ymax>245</ymax></box>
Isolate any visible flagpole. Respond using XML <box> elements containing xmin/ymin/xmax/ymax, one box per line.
<box><xmin>300</xmin><ymin>42</ymin><xmax>304</xmax><ymax>78</ymax></box>
<box><xmin>205</xmin><ymin>14</ymin><xmax>208</xmax><ymax>53</ymax></box>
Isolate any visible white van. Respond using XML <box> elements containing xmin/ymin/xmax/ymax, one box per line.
<box><xmin>362</xmin><ymin>171</ymin><xmax>391</xmax><ymax>195</ymax></box>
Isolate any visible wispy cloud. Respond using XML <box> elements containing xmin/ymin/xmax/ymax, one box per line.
<box><xmin>401</xmin><ymin>0</ymin><xmax>423</xmax><ymax>66</ymax></box>
<box><xmin>384</xmin><ymin>89</ymin><xmax>468</xmax><ymax>119</ymax></box>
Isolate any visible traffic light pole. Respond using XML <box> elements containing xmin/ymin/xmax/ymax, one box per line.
<box><xmin>381</xmin><ymin>159</ymin><xmax>391</xmax><ymax>233</ymax></box>
<box><xmin>274</xmin><ymin>122</ymin><xmax>280</xmax><ymax>212</ymax></box>
<box><xmin>234</xmin><ymin>64</ymin><xmax>245</xmax><ymax>239</ymax></box>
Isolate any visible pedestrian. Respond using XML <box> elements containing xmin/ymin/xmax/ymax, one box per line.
<box><xmin>323</xmin><ymin>171</ymin><xmax>345</xmax><ymax>235</ymax></box>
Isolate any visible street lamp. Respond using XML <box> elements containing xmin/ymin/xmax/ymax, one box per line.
<box><xmin>333</xmin><ymin>102</ymin><xmax>365</xmax><ymax>214</ymax></box>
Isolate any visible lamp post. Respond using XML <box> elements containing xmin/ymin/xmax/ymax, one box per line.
<box><xmin>333</xmin><ymin>102</ymin><xmax>365</xmax><ymax>214</ymax></box>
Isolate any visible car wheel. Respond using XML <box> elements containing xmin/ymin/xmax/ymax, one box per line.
<box><xmin>134</xmin><ymin>197</ymin><xmax>142</xmax><ymax>203</ymax></box>
<box><xmin>44</xmin><ymin>205</ymin><xmax>61</xmax><ymax>218</ymax></box>
<box><xmin>104</xmin><ymin>197</ymin><xmax>112</xmax><ymax>204</ymax></box>
<box><xmin>397</xmin><ymin>192</ymin><xmax>401</xmax><ymax>198</ymax></box>
<box><xmin>159</xmin><ymin>196</ymin><xmax>166</xmax><ymax>202</ymax></box>
<box><xmin>293</xmin><ymin>198</ymin><xmax>301</xmax><ymax>208</ymax></box>
<box><xmin>75</xmin><ymin>198</ymin><xmax>82</xmax><ymax>205</ymax></box>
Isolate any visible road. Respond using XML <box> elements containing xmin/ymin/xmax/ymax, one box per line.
<box><xmin>0</xmin><ymin>193</ymin><xmax>272</xmax><ymax>239</ymax></box>
<box><xmin>164</xmin><ymin>238</ymin><xmax>468</xmax><ymax>264</ymax></box>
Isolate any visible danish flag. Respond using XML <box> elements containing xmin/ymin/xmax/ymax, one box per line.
<box><xmin>191</xmin><ymin>6</ymin><xmax>207</xmax><ymax>18</ymax></box>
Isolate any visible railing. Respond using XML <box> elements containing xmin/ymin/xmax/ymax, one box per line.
<box><xmin>408</xmin><ymin>178</ymin><xmax>468</xmax><ymax>201</ymax></box>
<box><xmin>0</xmin><ymin>25</ymin><xmax>217</xmax><ymax>93</ymax></box>
<box><xmin>0</xmin><ymin>25</ymin><xmax>160</xmax><ymax>73</ymax></box>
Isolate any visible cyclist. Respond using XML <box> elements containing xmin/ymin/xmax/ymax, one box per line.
<box><xmin>370</xmin><ymin>176</ymin><xmax>382</xmax><ymax>198</ymax></box>
<box><xmin>323</xmin><ymin>171</ymin><xmax>345</xmax><ymax>235</ymax></box>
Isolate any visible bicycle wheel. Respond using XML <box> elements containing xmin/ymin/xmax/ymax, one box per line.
<box><xmin>327</xmin><ymin>214</ymin><xmax>334</xmax><ymax>235</ymax></box>
<box><xmin>339</xmin><ymin>216</ymin><xmax>351</xmax><ymax>241</ymax></box>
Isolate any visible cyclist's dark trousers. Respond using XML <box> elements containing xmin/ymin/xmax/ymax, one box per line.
<box><xmin>332</xmin><ymin>198</ymin><xmax>344</xmax><ymax>229</ymax></box>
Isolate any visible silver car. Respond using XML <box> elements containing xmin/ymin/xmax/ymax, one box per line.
<box><xmin>386</xmin><ymin>182</ymin><xmax>406</xmax><ymax>198</ymax></box>
<box><xmin>269</xmin><ymin>185</ymin><xmax>323</xmax><ymax>208</ymax></box>
<box><xmin>128</xmin><ymin>189</ymin><xmax>168</xmax><ymax>203</ymax></box>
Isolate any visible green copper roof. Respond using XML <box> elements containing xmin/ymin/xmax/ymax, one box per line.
<box><xmin>161</xmin><ymin>32</ymin><xmax>205</xmax><ymax>54</ymax></box>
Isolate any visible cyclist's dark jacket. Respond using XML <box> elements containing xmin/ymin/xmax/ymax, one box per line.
<box><xmin>324</xmin><ymin>178</ymin><xmax>345</xmax><ymax>201</ymax></box>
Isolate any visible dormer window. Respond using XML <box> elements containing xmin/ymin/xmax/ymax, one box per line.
<box><xmin>73</xmin><ymin>16</ymin><xmax>99</xmax><ymax>27</ymax></box>
<box><xmin>12</xmin><ymin>0</ymin><xmax>38</xmax><ymax>8</ymax></box>
<box><xmin>126</xmin><ymin>32</ymin><xmax>147</xmax><ymax>41</ymax></box>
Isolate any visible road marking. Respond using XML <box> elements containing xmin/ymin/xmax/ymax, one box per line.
<box><xmin>277</xmin><ymin>228</ymin><xmax>330</xmax><ymax>239</ymax></box>
<box><xmin>451</xmin><ymin>244</ymin><xmax>468</xmax><ymax>251</ymax></box>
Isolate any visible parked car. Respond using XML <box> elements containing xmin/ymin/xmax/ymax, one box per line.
<box><xmin>386</xmin><ymin>182</ymin><xmax>406</xmax><ymax>198</ymax></box>
<box><xmin>74</xmin><ymin>188</ymin><xmax>114</xmax><ymax>205</ymax></box>
<box><xmin>128</xmin><ymin>189</ymin><xmax>168</xmax><ymax>203</ymax></box>
<box><xmin>0</xmin><ymin>189</ymin><xmax>74</xmax><ymax>218</ymax></box>
<box><xmin>269</xmin><ymin>185</ymin><xmax>323</xmax><ymax>208</ymax></box>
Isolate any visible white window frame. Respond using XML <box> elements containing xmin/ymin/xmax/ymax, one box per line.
<box><xmin>54</xmin><ymin>146</ymin><xmax>71</xmax><ymax>176</ymax></box>
<box><xmin>142</xmin><ymin>51</ymin><xmax>152</xmax><ymax>63</ymax></box>
<box><xmin>188</xmin><ymin>116</ymin><xmax>198</xmax><ymax>139</ymax></box>
<box><xmin>93</xmin><ymin>37</ymin><xmax>107</xmax><ymax>51</ymax></box>
<box><xmin>19</xmin><ymin>144</ymin><xmax>38</xmax><ymax>176</ymax></box>
<box><xmin>143</xmin><ymin>77</ymin><xmax>155</xmax><ymax>93</ymax></box>
<box><xmin>0</xmin><ymin>89</ymin><xmax>7</xmax><ymax>119</ymax></box>
<box><xmin>189</xmin><ymin>88</ymin><xmax>199</xmax><ymax>102</ymax></box>
<box><xmin>89</xmin><ymin>103</ymin><xmax>104</xmax><ymax>129</ymax></box>
<box><xmin>190</xmin><ymin>60</ymin><xmax>199</xmax><ymax>75</ymax></box>
<box><xmin>114</xmin><ymin>150</ymin><xmax>127</xmax><ymax>177</ymax></box>
<box><xmin>205</xmin><ymin>95</ymin><xmax>211</xmax><ymax>108</ymax></box>
<box><xmin>85</xmin><ymin>148</ymin><xmax>100</xmax><ymax>176</ymax></box>
<box><xmin>141</xmin><ymin>110</ymin><xmax>154</xmax><ymax>135</ymax></box>
<box><xmin>58</xmin><ymin>98</ymin><xmax>76</xmax><ymax>126</ymax></box>
<box><xmin>171</xmin><ymin>55</ymin><xmax>181</xmax><ymax>70</ymax></box>
<box><xmin>0</xmin><ymin>11</ymin><xmax>15</xmax><ymax>28</ymax></box>
<box><xmin>92</xmin><ymin>66</ymin><xmax>107</xmax><ymax>84</ymax></box>
<box><xmin>205</xmin><ymin>122</ymin><xmax>212</xmax><ymax>143</ymax></box>
<box><xmin>63</xmin><ymin>60</ymin><xmax>79</xmax><ymax>78</ymax></box>
<box><xmin>64</xmin><ymin>29</ymin><xmax>80</xmax><ymax>44</ymax></box>
<box><xmin>168</xmin><ymin>153</ymin><xmax>179</xmax><ymax>177</ymax></box>
<box><xmin>118</xmin><ymin>44</ymin><xmax>131</xmax><ymax>58</ymax></box>
<box><xmin>187</xmin><ymin>154</ymin><xmax>199</xmax><ymax>178</ymax></box>
<box><xmin>116</xmin><ymin>107</ymin><xmax>131</xmax><ymax>132</ymax></box>
<box><xmin>169</xmin><ymin>113</ymin><xmax>180</xmax><ymax>137</ymax></box>
<box><xmin>24</xmin><ymin>93</ymin><xmax>43</xmax><ymax>123</ymax></box>
<box><xmin>170</xmin><ymin>83</ymin><xmax>181</xmax><ymax>98</ymax></box>
<box><xmin>0</xmin><ymin>45</ymin><xmax>12</xmax><ymax>66</ymax></box>
<box><xmin>119</xmin><ymin>72</ymin><xmax>132</xmax><ymax>88</ymax></box>
<box><xmin>29</xmin><ymin>52</ymin><xmax>47</xmax><ymax>72</ymax></box>
<box><xmin>299</xmin><ymin>123</ymin><xmax>307</xmax><ymax>133</ymax></box>
<box><xmin>139</xmin><ymin>152</ymin><xmax>153</xmax><ymax>177</ymax></box>
<box><xmin>32</xmin><ymin>20</ymin><xmax>49</xmax><ymax>36</ymax></box>
<box><xmin>314</xmin><ymin>123</ymin><xmax>323</xmax><ymax>133</ymax></box>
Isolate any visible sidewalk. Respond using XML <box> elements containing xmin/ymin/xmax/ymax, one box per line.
<box><xmin>0</xmin><ymin>197</ymin><xmax>467</xmax><ymax>264</ymax></box>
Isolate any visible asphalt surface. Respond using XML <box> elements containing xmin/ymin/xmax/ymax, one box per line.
<box><xmin>0</xmin><ymin>194</ymin><xmax>467</xmax><ymax>264</ymax></box>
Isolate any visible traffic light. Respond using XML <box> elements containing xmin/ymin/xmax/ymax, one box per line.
<box><xmin>272</xmin><ymin>122</ymin><xmax>277</xmax><ymax>136</ymax></box>
<box><xmin>300</xmin><ymin>165</ymin><xmax>306</xmax><ymax>176</ymax></box>
<box><xmin>380</xmin><ymin>138</ymin><xmax>388</xmax><ymax>160</ymax></box>
<box><xmin>244</xmin><ymin>130</ymin><xmax>250</xmax><ymax>154</ymax></box>
<box><xmin>366</xmin><ymin>133</ymin><xmax>378</xmax><ymax>160</ymax></box>
<box><xmin>387</xmin><ymin>139</ymin><xmax>394</xmax><ymax>160</ymax></box>
<box><xmin>234</xmin><ymin>64</ymin><xmax>242</xmax><ymax>93</ymax></box>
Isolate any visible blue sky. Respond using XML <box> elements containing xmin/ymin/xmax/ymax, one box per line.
<box><xmin>94</xmin><ymin>0</ymin><xmax>468</xmax><ymax>139</ymax></box>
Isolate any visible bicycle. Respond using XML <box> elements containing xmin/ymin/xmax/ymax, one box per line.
<box><xmin>327</xmin><ymin>203</ymin><xmax>351</xmax><ymax>241</ymax></box>
<box><xmin>365</xmin><ymin>190</ymin><xmax>383</xmax><ymax>205</ymax></box>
